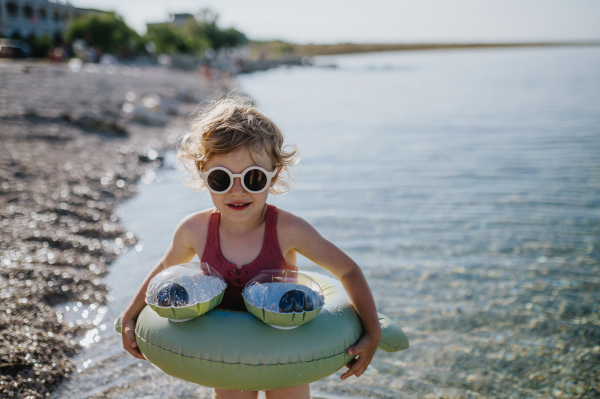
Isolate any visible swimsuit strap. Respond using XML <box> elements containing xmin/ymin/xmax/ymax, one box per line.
<box><xmin>263</xmin><ymin>204</ymin><xmax>278</xmax><ymax>248</ymax></box>
<box><xmin>205</xmin><ymin>208</ymin><xmax>221</xmax><ymax>253</ymax></box>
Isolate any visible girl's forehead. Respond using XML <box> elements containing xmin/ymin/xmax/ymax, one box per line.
<box><xmin>206</xmin><ymin>146</ymin><xmax>272</xmax><ymax>170</ymax></box>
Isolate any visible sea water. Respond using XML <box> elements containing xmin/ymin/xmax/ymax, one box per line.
<box><xmin>53</xmin><ymin>46</ymin><xmax>600</xmax><ymax>398</ymax></box>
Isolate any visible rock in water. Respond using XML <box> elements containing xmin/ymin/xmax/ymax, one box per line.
<box><xmin>156</xmin><ymin>282</ymin><xmax>189</xmax><ymax>307</ymax></box>
<box><xmin>279</xmin><ymin>289</ymin><xmax>314</xmax><ymax>313</ymax></box>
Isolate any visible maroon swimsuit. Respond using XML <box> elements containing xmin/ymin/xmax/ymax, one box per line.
<box><xmin>201</xmin><ymin>204</ymin><xmax>298</xmax><ymax>310</ymax></box>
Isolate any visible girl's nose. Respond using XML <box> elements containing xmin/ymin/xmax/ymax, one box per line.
<box><xmin>230</xmin><ymin>177</ymin><xmax>245</xmax><ymax>193</ymax></box>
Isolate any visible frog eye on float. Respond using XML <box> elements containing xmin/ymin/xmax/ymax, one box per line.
<box><xmin>279</xmin><ymin>289</ymin><xmax>314</xmax><ymax>313</ymax></box>
<box><xmin>156</xmin><ymin>282</ymin><xmax>189</xmax><ymax>307</ymax></box>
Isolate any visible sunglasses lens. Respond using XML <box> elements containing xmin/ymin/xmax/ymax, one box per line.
<box><xmin>207</xmin><ymin>170</ymin><xmax>231</xmax><ymax>192</ymax></box>
<box><xmin>243</xmin><ymin>168</ymin><xmax>268</xmax><ymax>192</ymax></box>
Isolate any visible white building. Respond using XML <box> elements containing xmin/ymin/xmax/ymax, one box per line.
<box><xmin>0</xmin><ymin>0</ymin><xmax>98</xmax><ymax>41</ymax></box>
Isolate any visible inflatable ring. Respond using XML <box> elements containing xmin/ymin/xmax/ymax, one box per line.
<box><xmin>115</xmin><ymin>272</ymin><xmax>408</xmax><ymax>391</ymax></box>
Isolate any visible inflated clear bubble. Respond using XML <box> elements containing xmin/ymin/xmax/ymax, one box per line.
<box><xmin>243</xmin><ymin>269</ymin><xmax>325</xmax><ymax>316</ymax></box>
<box><xmin>145</xmin><ymin>262</ymin><xmax>226</xmax><ymax>320</ymax></box>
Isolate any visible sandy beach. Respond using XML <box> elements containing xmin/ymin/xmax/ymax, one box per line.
<box><xmin>0</xmin><ymin>61</ymin><xmax>231</xmax><ymax>398</ymax></box>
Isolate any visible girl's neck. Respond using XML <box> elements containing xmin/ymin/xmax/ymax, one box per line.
<box><xmin>218</xmin><ymin>204</ymin><xmax>268</xmax><ymax>235</ymax></box>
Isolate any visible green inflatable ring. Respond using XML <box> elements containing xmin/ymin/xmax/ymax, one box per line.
<box><xmin>115</xmin><ymin>272</ymin><xmax>408</xmax><ymax>391</ymax></box>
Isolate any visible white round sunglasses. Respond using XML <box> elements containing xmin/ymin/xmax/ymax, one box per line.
<box><xmin>199</xmin><ymin>166</ymin><xmax>278</xmax><ymax>194</ymax></box>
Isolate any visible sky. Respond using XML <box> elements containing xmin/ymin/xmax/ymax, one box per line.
<box><xmin>72</xmin><ymin>0</ymin><xmax>600</xmax><ymax>44</ymax></box>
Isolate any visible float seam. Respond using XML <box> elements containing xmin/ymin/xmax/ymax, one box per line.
<box><xmin>136</xmin><ymin>335</ymin><xmax>350</xmax><ymax>366</ymax></box>
<box><xmin>378</xmin><ymin>338</ymin><xmax>402</xmax><ymax>350</ymax></box>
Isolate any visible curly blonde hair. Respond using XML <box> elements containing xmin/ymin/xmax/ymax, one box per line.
<box><xmin>178</xmin><ymin>96</ymin><xmax>300</xmax><ymax>194</ymax></box>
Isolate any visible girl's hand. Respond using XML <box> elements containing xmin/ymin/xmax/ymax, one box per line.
<box><xmin>121</xmin><ymin>317</ymin><xmax>146</xmax><ymax>360</ymax></box>
<box><xmin>341</xmin><ymin>332</ymin><xmax>380</xmax><ymax>380</ymax></box>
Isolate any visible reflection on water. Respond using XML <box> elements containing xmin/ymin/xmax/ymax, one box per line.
<box><xmin>54</xmin><ymin>46</ymin><xmax>600</xmax><ymax>398</ymax></box>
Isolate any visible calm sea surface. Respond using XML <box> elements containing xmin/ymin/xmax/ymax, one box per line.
<box><xmin>53</xmin><ymin>46</ymin><xmax>600</xmax><ymax>398</ymax></box>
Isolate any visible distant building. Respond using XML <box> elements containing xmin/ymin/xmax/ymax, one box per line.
<box><xmin>146</xmin><ymin>13</ymin><xmax>195</xmax><ymax>31</ymax></box>
<box><xmin>0</xmin><ymin>0</ymin><xmax>103</xmax><ymax>42</ymax></box>
<box><xmin>170</xmin><ymin>13</ymin><xmax>194</xmax><ymax>26</ymax></box>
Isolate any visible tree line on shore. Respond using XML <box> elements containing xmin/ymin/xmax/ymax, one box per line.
<box><xmin>21</xmin><ymin>9</ymin><xmax>248</xmax><ymax>60</ymax></box>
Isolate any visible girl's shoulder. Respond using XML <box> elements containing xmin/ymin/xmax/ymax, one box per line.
<box><xmin>179</xmin><ymin>208</ymin><xmax>214</xmax><ymax>227</ymax></box>
<box><xmin>174</xmin><ymin>208</ymin><xmax>214</xmax><ymax>245</ymax></box>
<box><xmin>274</xmin><ymin>207</ymin><xmax>303</xmax><ymax>230</ymax></box>
<box><xmin>275</xmin><ymin>207</ymin><xmax>320</xmax><ymax>245</ymax></box>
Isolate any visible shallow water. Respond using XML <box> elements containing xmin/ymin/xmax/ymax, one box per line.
<box><xmin>53</xmin><ymin>46</ymin><xmax>600</xmax><ymax>398</ymax></box>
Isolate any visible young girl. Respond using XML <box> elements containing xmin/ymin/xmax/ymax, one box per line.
<box><xmin>121</xmin><ymin>97</ymin><xmax>382</xmax><ymax>399</ymax></box>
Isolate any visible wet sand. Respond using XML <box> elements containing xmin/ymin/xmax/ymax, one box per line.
<box><xmin>0</xmin><ymin>61</ymin><xmax>231</xmax><ymax>398</ymax></box>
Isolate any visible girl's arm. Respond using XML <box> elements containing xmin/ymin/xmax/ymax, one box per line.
<box><xmin>121</xmin><ymin>217</ymin><xmax>199</xmax><ymax>360</ymax></box>
<box><xmin>282</xmin><ymin>213</ymin><xmax>382</xmax><ymax>380</ymax></box>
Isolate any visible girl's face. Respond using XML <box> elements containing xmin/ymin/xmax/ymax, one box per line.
<box><xmin>202</xmin><ymin>146</ymin><xmax>278</xmax><ymax>225</ymax></box>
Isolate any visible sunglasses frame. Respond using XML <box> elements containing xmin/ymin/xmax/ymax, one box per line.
<box><xmin>199</xmin><ymin>165</ymin><xmax>278</xmax><ymax>194</ymax></box>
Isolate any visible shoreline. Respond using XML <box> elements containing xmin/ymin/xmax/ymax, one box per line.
<box><xmin>247</xmin><ymin>40</ymin><xmax>600</xmax><ymax>60</ymax></box>
<box><xmin>0</xmin><ymin>62</ymin><xmax>232</xmax><ymax>398</ymax></box>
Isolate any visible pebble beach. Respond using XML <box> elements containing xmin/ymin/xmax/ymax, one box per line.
<box><xmin>0</xmin><ymin>61</ymin><xmax>231</xmax><ymax>398</ymax></box>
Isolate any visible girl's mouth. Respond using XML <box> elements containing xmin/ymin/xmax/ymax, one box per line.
<box><xmin>227</xmin><ymin>202</ymin><xmax>251</xmax><ymax>211</ymax></box>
